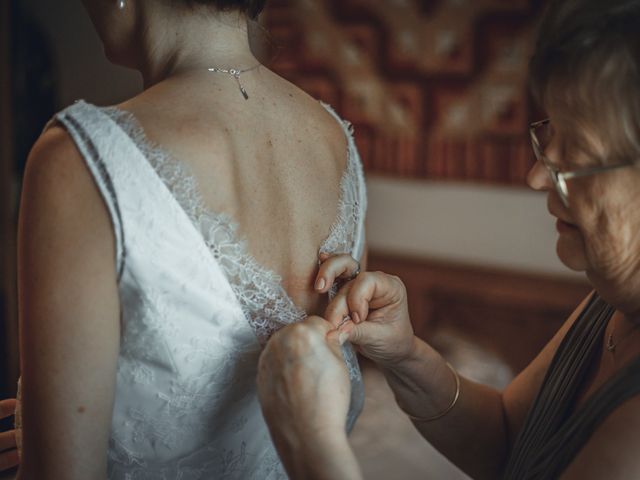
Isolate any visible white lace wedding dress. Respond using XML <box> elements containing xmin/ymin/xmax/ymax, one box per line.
<box><xmin>15</xmin><ymin>100</ymin><xmax>367</xmax><ymax>479</ymax></box>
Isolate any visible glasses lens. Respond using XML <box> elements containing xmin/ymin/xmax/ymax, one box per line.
<box><xmin>556</xmin><ymin>174</ymin><xmax>569</xmax><ymax>206</ymax></box>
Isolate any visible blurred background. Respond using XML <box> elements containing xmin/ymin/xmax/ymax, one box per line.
<box><xmin>0</xmin><ymin>0</ymin><xmax>590</xmax><ymax>478</ymax></box>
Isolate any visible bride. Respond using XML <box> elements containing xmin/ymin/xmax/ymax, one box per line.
<box><xmin>15</xmin><ymin>0</ymin><xmax>367</xmax><ymax>478</ymax></box>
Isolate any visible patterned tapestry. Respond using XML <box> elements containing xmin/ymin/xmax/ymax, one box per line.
<box><xmin>264</xmin><ymin>0</ymin><xmax>547</xmax><ymax>185</ymax></box>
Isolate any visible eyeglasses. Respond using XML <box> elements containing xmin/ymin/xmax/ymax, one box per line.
<box><xmin>529</xmin><ymin>119</ymin><xmax>634</xmax><ymax>207</ymax></box>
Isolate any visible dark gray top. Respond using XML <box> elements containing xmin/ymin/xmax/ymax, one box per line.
<box><xmin>503</xmin><ymin>293</ymin><xmax>640</xmax><ymax>479</ymax></box>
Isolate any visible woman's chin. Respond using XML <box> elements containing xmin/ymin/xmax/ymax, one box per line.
<box><xmin>556</xmin><ymin>236</ymin><xmax>588</xmax><ymax>271</ymax></box>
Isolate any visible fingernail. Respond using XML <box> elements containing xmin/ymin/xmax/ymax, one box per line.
<box><xmin>352</xmin><ymin>311</ymin><xmax>360</xmax><ymax>324</ymax></box>
<box><xmin>315</xmin><ymin>278</ymin><xmax>326</xmax><ymax>291</ymax></box>
<box><xmin>338</xmin><ymin>332</ymin><xmax>349</xmax><ymax>345</ymax></box>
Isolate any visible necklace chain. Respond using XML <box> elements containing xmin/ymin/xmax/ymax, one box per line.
<box><xmin>606</xmin><ymin>316</ymin><xmax>640</xmax><ymax>353</ymax></box>
<box><xmin>207</xmin><ymin>63</ymin><xmax>261</xmax><ymax>100</ymax></box>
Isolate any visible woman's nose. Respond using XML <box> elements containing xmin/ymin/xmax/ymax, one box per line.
<box><xmin>526</xmin><ymin>159</ymin><xmax>553</xmax><ymax>191</ymax></box>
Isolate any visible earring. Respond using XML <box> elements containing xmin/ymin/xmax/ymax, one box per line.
<box><xmin>118</xmin><ymin>0</ymin><xmax>125</xmax><ymax>9</ymax></box>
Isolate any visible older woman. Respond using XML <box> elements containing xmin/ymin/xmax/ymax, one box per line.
<box><xmin>257</xmin><ymin>0</ymin><xmax>640</xmax><ymax>478</ymax></box>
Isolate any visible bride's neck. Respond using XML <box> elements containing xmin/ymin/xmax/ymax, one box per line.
<box><xmin>136</xmin><ymin>7</ymin><xmax>256</xmax><ymax>89</ymax></box>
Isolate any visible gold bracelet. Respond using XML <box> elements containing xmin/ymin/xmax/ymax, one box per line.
<box><xmin>405</xmin><ymin>361</ymin><xmax>461</xmax><ymax>423</ymax></box>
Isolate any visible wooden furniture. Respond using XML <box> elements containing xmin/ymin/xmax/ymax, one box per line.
<box><xmin>368</xmin><ymin>252</ymin><xmax>591</xmax><ymax>384</ymax></box>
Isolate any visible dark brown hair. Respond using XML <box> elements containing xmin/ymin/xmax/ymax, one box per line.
<box><xmin>186</xmin><ymin>0</ymin><xmax>267</xmax><ymax>19</ymax></box>
<box><xmin>530</xmin><ymin>0</ymin><xmax>640</xmax><ymax>161</ymax></box>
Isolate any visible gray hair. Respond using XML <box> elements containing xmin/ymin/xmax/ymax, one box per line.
<box><xmin>530</xmin><ymin>0</ymin><xmax>640</xmax><ymax>163</ymax></box>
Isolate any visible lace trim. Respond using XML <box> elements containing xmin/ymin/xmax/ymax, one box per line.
<box><xmin>318</xmin><ymin>102</ymin><xmax>364</xmax><ymax>299</ymax></box>
<box><xmin>101</xmin><ymin>105</ymin><xmax>359</xmax><ymax>344</ymax></box>
<box><xmin>318</xmin><ymin>109</ymin><xmax>361</xmax><ymax>257</ymax></box>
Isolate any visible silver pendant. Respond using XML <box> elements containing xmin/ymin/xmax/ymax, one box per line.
<box><xmin>607</xmin><ymin>333</ymin><xmax>616</xmax><ymax>352</ymax></box>
<box><xmin>207</xmin><ymin>65</ymin><xmax>259</xmax><ymax>101</ymax></box>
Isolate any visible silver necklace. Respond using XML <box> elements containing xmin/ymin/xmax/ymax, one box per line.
<box><xmin>606</xmin><ymin>316</ymin><xmax>640</xmax><ymax>353</ymax></box>
<box><xmin>207</xmin><ymin>64</ymin><xmax>261</xmax><ymax>100</ymax></box>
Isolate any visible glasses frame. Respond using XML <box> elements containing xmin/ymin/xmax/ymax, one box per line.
<box><xmin>529</xmin><ymin>119</ymin><xmax>634</xmax><ymax>207</ymax></box>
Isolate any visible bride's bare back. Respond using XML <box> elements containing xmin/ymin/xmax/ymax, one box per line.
<box><xmin>120</xmin><ymin>68</ymin><xmax>350</xmax><ymax>314</ymax></box>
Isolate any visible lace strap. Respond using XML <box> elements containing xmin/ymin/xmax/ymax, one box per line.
<box><xmin>350</xmin><ymin>139</ymin><xmax>367</xmax><ymax>261</ymax></box>
<box><xmin>319</xmin><ymin>102</ymin><xmax>368</xmax><ymax>261</ymax></box>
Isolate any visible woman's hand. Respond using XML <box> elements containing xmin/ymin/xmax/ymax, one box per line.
<box><xmin>0</xmin><ymin>398</ymin><xmax>19</xmax><ymax>472</ymax></box>
<box><xmin>314</xmin><ymin>252</ymin><xmax>360</xmax><ymax>293</ymax></box>
<box><xmin>315</xmin><ymin>254</ymin><xmax>416</xmax><ymax>368</ymax></box>
<box><xmin>257</xmin><ymin>316</ymin><xmax>350</xmax><ymax>438</ymax></box>
<box><xmin>257</xmin><ymin>316</ymin><xmax>362</xmax><ymax>479</ymax></box>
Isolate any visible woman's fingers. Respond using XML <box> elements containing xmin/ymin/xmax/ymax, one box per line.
<box><xmin>0</xmin><ymin>400</ymin><xmax>18</xmax><ymax>471</ymax></box>
<box><xmin>0</xmin><ymin>430</ymin><xmax>16</xmax><ymax>452</ymax></box>
<box><xmin>0</xmin><ymin>448</ymin><xmax>19</xmax><ymax>472</ymax></box>
<box><xmin>315</xmin><ymin>253</ymin><xmax>359</xmax><ymax>293</ymax></box>
<box><xmin>325</xmin><ymin>272</ymin><xmax>404</xmax><ymax>328</ymax></box>
<box><xmin>336</xmin><ymin>319</ymin><xmax>373</xmax><ymax>347</ymax></box>
<box><xmin>324</xmin><ymin>281</ymin><xmax>354</xmax><ymax>328</ymax></box>
<box><xmin>324</xmin><ymin>273</ymin><xmax>382</xmax><ymax>327</ymax></box>
<box><xmin>0</xmin><ymin>399</ymin><xmax>16</xmax><ymax>420</ymax></box>
<box><xmin>304</xmin><ymin>315</ymin><xmax>335</xmax><ymax>335</ymax></box>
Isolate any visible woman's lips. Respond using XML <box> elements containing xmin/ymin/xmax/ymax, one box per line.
<box><xmin>556</xmin><ymin>218</ymin><xmax>578</xmax><ymax>233</ymax></box>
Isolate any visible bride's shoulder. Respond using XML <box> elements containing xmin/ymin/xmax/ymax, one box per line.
<box><xmin>27</xmin><ymin>123</ymin><xmax>83</xmax><ymax>184</ymax></box>
<box><xmin>272</xmin><ymin>75</ymin><xmax>348</xmax><ymax>131</ymax></box>
<box><xmin>23</xmin><ymin>122</ymin><xmax>110</xmax><ymax>235</ymax></box>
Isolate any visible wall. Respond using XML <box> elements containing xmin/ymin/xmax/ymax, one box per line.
<box><xmin>21</xmin><ymin>0</ymin><xmax>141</xmax><ymax>108</ymax></box>
<box><xmin>367</xmin><ymin>175</ymin><xmax>578</xmax><ymax>276</ymax></box>
<box><xmin>265</xmin><ymin>0</ymin><xmax>543</xmax><ymax>184</ymax></box>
